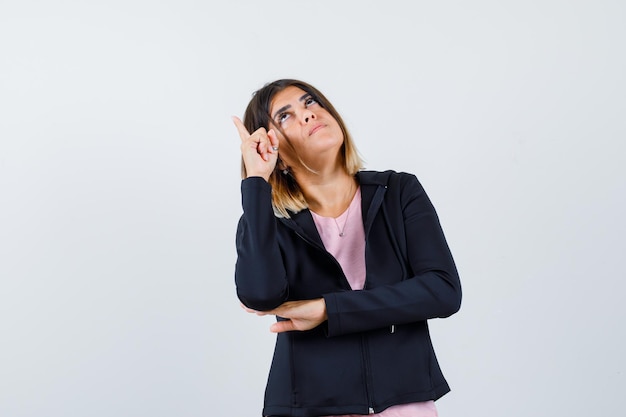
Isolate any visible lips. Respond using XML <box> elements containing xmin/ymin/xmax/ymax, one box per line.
<box><xmin>308</xmin><ymin>123</ymin><xmax>325</xmax><ymax>136</ymax></box>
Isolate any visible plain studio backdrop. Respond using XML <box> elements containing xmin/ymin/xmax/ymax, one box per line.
<box><xmin>1</xmin><ymin>1</ymin><xmax>624</xmax><ymax>416</ymax></box>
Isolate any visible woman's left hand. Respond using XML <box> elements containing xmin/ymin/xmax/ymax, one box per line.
<box><xmin>242</xmin><ymin>299</ymin><xmax>328</xmax><ymax>333</ymax></box>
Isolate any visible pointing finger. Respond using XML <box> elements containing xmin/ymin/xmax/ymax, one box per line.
<box><xmin>231</xmin><ymin>116</ymin><xmax>250</xmax><ymax>141</ymax></box>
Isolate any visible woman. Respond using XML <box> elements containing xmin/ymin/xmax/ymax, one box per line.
<box><xmin>233</xmin><ymin>79</ymin><xmax>461</xmax><ymax>417</ymax></box>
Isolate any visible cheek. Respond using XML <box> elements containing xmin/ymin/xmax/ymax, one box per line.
<box><xmin>278</xmin><ymin>146</ymin><xmax>296</xmax><ymax>164</ymax></box>
<box><xmin>276</xmin><ymin>132</ymin><xmax>300</xmax><ymax>154</ymax></box>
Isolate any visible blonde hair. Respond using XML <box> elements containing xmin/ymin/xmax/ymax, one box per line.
<box><xmin>242</xmin><ymin>79</ymin><xmax>364</xmax><ymax>218</ymax></box>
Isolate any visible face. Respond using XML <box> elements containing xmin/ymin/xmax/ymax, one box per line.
<box><xmin>269</xmin><ymin>86</ymin><xmax>344</xmax><ymax>169</ymax></box>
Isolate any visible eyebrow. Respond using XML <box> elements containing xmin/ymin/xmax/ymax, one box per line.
<box><xmin>272</xmin><ymin>93</ymin><xmax>311</xmax><ymax>120</ymax></box>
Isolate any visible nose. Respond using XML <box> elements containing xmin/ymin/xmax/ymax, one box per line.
<box><xmin>302</xmin><ymin>109</ymin><xmax>316</xmax><ymax>124</ymax></box>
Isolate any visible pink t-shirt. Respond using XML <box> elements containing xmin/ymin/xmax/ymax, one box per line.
<box><xmin>311</xmin><ymin>188</ymin><xmax>437</xmax><ymax>417</ymax></box>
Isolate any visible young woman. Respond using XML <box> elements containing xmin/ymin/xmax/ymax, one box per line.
<box><xmin>233</xmin><ymin>79</ymin><xmax>461</xmax><ymax>417</ymax></box>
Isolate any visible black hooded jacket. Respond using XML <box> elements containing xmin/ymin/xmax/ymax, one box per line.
<box><xmin>235</xmin><ymin>170</ymin><xmax>461</xmax><ymax>417</ymax></box>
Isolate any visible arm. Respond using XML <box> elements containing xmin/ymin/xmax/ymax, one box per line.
<box><xmin>233</xmin><ymin>116</ymin><xmax>289</xmax><ymax>310</ymax></box>
<box><xmin>323</xmin><ymin>174</ymin><xmax>462</xmax><ymax>336</ymax></box>
<box><xmin>235</xmin><ymin>177</ymin><xmax>289</xmax><ymax>311</ymax></box>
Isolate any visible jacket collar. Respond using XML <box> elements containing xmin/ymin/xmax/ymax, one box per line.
<box><xmin>279</xmin><ymin>170</ymin><xmax>391</xmax><ymax>244</ymax></box>
<box><xmin>357</xmin><ymin>171</ymin><xmax>390</xmax><ymax>237</ymax></box>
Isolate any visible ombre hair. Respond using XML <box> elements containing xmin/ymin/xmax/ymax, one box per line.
<box><xmin>241</xmin><ymin>79</ymin><xmax>364</xmax><ymax>218</ymax></box>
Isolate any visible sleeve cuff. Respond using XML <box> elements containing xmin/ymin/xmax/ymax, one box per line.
<box><xmin>322</xmin><ymin>293</ymin><xmax>341</xmax><ymax>337</ymax></box>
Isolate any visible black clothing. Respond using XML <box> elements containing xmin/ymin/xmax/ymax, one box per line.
<box><xmin>235</xmin><ymin>170</ymin><xmax>461</xmax><ymax>417</ymax></box>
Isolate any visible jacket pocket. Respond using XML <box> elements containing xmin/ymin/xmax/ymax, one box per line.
<box><xmin>290</xmin><ymin>328</ymin><xmax>367</xmax><ymax>408</ymax></box>
<box><xmin>367</xmin><ymin>322</ymin><xmax>434</xmax><ymax>403</ymax></box>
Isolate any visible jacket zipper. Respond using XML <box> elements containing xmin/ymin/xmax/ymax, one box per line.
<box><xmin>361</xmin><ymin>335</ymin><xmax>375</xmax><ymax>414</ymax></box>
<box><xmin>288</xmin><ymin>185</ymin><xmax>389</xmax><ymax>413</ymax></box>
<box><xmin>294</xmin><ymin>228</ymin><xmax>376</xmax><ymax>413</ymax></box>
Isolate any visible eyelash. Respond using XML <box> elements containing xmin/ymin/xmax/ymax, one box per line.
<box><xmin>277</xmin><ymin>112</ymin><xmax>289</xmax><ymax>124</ymax></box>
<box><xmin>304</xmin><ymin>97</ymin><xmax>317</xmax><ymax>107</ymax></box>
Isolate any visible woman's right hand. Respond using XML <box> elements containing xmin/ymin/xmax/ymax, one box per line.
<box><xmin>232</xmin><ymin>116</ymin><xmax>280</xmax><ymax>181</ymax></box>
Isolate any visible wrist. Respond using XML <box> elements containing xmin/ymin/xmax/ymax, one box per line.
<box><xmin>318</xmin><ymin>298</ymin><xmax>328</xmax><ymax>321</ymax></box>
<box><xmin>246</xmin><ymin>173</ymin><xmax>270</xmax><ymax>182</ymax></box>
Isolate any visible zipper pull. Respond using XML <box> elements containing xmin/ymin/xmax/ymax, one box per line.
<box><xmin>390</xmin><ymin>324</ymin><xmax>395</xmax><ymax>334</ymax></box>
<box><xmin>369</xmin><ymin>407</ymin><xmax>375</xmax><ymax>414</ymax></box>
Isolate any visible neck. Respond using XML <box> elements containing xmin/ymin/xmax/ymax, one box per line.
<box><xmin>295</xmin><ymin>168</ymin><xmax>357</xmax><ymax>217</ymax></box>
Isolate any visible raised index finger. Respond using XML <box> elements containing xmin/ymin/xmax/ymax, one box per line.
<box><xmin>231</xmin><ymin>116</ymin><xmax>250</xmax><ymax>141</ymax></box>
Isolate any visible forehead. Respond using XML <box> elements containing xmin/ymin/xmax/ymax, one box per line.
<box><xmin>270</xmin><ymin>86</ymin><xmax>308</xmax><ymax>111</ymax></box>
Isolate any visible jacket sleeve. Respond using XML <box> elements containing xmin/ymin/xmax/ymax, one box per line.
<box><xmin>323</xmin><ymin>174</ymin><xmax>461</xmax><ymax>337</ymax></box>
<box><xmin>234</xmin><ymin>177</ymin><xmax>289</xmax><ymax>311</ymax></box>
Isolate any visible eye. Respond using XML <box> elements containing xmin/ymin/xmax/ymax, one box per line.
<box><xmin>277</xmin><ymin>112</ymin><xmax>290</xmax><ymax>124</ymax></box>
<box><xmin>304</xmin><ymin>96</ymin><xmax>317</xmax><ymax>107</ymax></box>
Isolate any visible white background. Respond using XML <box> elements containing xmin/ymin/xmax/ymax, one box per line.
<box><xmin>1</xmin><ymin>1</ymin><xmax>624</xmax><ymax>416</ymax></box>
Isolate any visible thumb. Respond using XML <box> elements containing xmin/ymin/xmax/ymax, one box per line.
<box><xmin>270</xmin><ymin>320</ymin><xmax>294</xmax><ymax>333</ymax></box>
